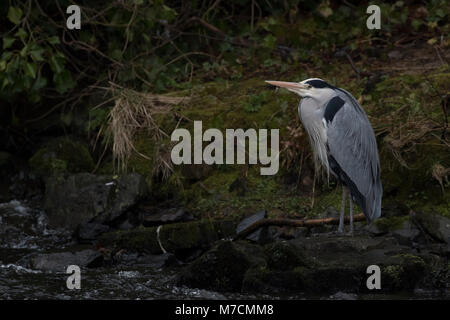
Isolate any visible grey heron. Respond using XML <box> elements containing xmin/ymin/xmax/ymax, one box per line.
<box><xmin>266</xmin><ymin>78</ymin><xmax>382</xmax><ymax>233</ymax></box>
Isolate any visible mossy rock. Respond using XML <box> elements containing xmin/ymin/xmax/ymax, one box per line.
<box><xmin>242</xmin><ymin>267</ymin><xmax>308</xmax><ymax>293</ymax></box>
<box><xmin>177</xmin><ymin>240</ymin><xmax>261</xmax><ymax>292</ymax></box>
<box><xmin>29</xmin><ymin>137</ymin><xmax>94</xmax><ymax>176</ymax></box>
<box><xmin>381</xmin><ymin>254</ymin><xmax>427</xmax><ymax>291</ymax></box>
<box><xmin>374</xmin><ymin>216</ymin><xmax>410</xmax><ymax>233</ymax></box>
<box><xmin>99</xmin><ymin>219</ymin><xmax>237</xmax><ymax>254</ymax></box>
<box><xmin>264</xmin><ymin>241</ymin><xmax>310</xmax><ymax>270</ymax></box>
<box><xmin>411</xmin><ymin>211</ymin><xmax>450</xmax><ymax>243</ymax></box>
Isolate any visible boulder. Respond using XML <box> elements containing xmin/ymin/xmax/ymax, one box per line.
<box><xmin>75</xmin><ymin>222</ymin><xmax>110</xmax><ymax>242</ymax></box>
<box><xmin>177</xmin><ymin>240</ymin><xmax>264</xmax><ymax>292</ymax></box>
<box><xmin>178</xmin><ymin>233</ymin><xmax>432</xmax><ymax>294</ymax></box>
<box><xmin>99</xmin><ymin>219</ymin><xmax>237</xmax><ymax>255</ymax></box>
<box><xmin>44</xmin><ymin>172</ymin><xmax>148</xmax><ymax>230</ymax></box>
<box><xmin>116</xmin><ymin>252</ymin><xmax>179</xmax><ymax>268</ymax></box>
<box><xmin>390</xmin><ymin>219</ymin><xmax>421</xmax><ymax>246</ymax></box>
<box><xmin>142</xmin><ymin>207</ymin><xmax>194</xmax><ymax>226</ymax></box>
<box><xmin>29</xmin><ymin>137</ymin><xmax>94</xmax><ymax>176</ymax></box>
<box><xmin>236</xmin><ymin>210</ymin><xmax>269</xmax><ymax>243</ymax></box>
<box><xmin>412</xmin><ymin>211</ymin><xmax>450</xmax><ymax>244</ymax></box>
<box><xmin>29</xmin><ymin>249</ymin><xmax>103</xmax><ymax>272</ymax></box>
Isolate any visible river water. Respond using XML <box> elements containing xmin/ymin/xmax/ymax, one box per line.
<box><xmin>0</xmin><ymin>200</ymin><xmax>447</xmax><ymax>300</ymax></box>
<box><xmin>0</xmin><ymin>200</ymin><xmax>283</xmax><ymax>300</ymax></box>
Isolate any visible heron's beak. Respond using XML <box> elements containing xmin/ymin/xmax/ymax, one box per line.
<box><xmin>265</xmin><ymin>81</ymin><xmax>308</xmax><ymax>95</ymax></box>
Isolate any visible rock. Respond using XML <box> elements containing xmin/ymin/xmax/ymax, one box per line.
<box><xmin>365</xmin><ymin>222</ymin><xmax>386</xmax><ymax>236</ymax></box>
<box><xmin>44</xmin><ymin>172</ymin><xmax>148</xmax><ymax>230</ymax></box>
<box><xmin>29</xmin><ymin>137</ymin><xmax>94</xmax><ymax>176</ymax></box>
<box><xmin>0</xmin><ymin>151</ymin><xmax>12</xmax><ymax>169</ymax></box>
<box><xmin>177</xmin><ymin>240</ymin><xmax>262</xmax><ymax>292</ymax></box>
<box><xmin>99</xmin><ymin>219</ymin><xmax>237</xmax><ymax>255</ymax></box>
<box><xmin>118</xmin><ymin>219</ymin><xmax>135</xmax><ymax>230</ymax></box>
<box><xmin>29</xmin><ymin>249</ymin><xmax>103</xmax><ymax>272</ymax></box>
<box><xmin>412</xmin><ymin>211</ymin><xmax>450</xmax><ymax>244</ymax></box>
<box><xmin>264</xmin><ymin>241</ymin><xmax>309</xmax><ymax>270</ymax></box>
<box><xmin>388</xmin><ymin>50</ymin><xmax>403</xmax><ymax>60</ymax></box>
<box><xmin>142</xmin><ymin>207</ymin><xmax>194</xmax><ymax>227</ymax></box>
<box><xmin>117</xmin><ymin>252</ymin><xmax>179</xmax><ymax>268</ymax></box>
<box><xmin>236</xmin><ymin>210</ymin><xmax>268</xmax><ymax>243</ymax></box>
<box><xmin>181</xmin><ymin>164</ymin><xmax>213</xmax><ymax>181</ymax></box>
<box><xmin>174</xmin><ymin>229</ymin><xmax>442</xmax><ymax>294</ymax></box>
<box><xmin>242</xmin><ymin>235</ymin><xmax>428</xmax><ymax>294</ymax></box>
<box><xmin>75</xmin><ymin>222</ymin><xmax>110</xmax><ymax>242</ymax></box>
<box><xmin>329</xmin><ymin>291</ymin><xmax>357</xmax><ymax>300</ymax></box>
<box><xmin>390</xmin><ymin>219</ymin><xmax>421</xmax><ymax>246</ymax></box>
<box><xmin>381</xmin><ymin>202</ymin><xmax>410</xmax><ymax>218</ymax></box>
<box><xmin>269</xmin><ymin>226</ymin><xmax>309</xmax><ymax>240</ymax></box>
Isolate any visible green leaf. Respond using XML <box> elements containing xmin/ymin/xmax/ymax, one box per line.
<box><xmin>48</xmin><ymin>36</ymin><xmax>60</xmax><ymax>45</ymax></box>
<box><xmin>53</xmin><ymin>70</ymin><xmax>76</xmax><ymax>94</ymax></box>
<box><xmin>411</xmin><ymin>19</ymin><xmax>422</xmax><ymax>31</ymax></box>
<box><xmin>8</xmin><ymin>6</ymin><xmax>23</xmax><ymax>25</ymax></box>
<box><xmin>14</xmin><ymin>28</ymin><xmax>28</xmax><ymax>40</ymax></box>
<box><xmin>2</xmin><ymin>51</ymin><xmax>13</xmax><ymax>61</ymax></box>
<box><xmin>262</xmin><ymin>34</ymin><xmax>276</xmax><ymax>49</ymax></box>
<box><xmin>435</xmin><ymin>9</ymin><xmax>445</xmax><ymax>18</ymax></box>
<box><xmin>25</xmin><ymin>62</ymin><xmax>37</xmax><ymax>78</ymax></box>
<box><xmin>20</xmin><ymin>45</ymin><xmax>28</xmax><ymax>57</ymax></box>
<box><xmin>3</xmin><ymin>37</ymin><xmax>15</xmax><ymax>50</ymax></box>
<box><xmin>2</xmin><ymin>77</ymin><xmax>9</xmax><ymax>89</ymax></box>
<box><xmin>32</xmin><ymin>76</ymin><xmax>47</xmax><ymax>91</ymax></box>
<box><xmin>49</xmin><ymin>55</ymin><xmax>64</xmax><ymax>73</ymax></box>
<box><xmin>109</xmin><ymin>49</ymin><xmax>122</xmax><ymax>61</ymax></box>
<box><xmin>30</xmin><ymin>48</ymin><xmax>45</xmax><ymax>62</ymax></box>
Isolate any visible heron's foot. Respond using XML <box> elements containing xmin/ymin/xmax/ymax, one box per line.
<box><xmin>337</xmin><ymin>226</ymin><xmax>344</xmax><ymax>234</ymax></box>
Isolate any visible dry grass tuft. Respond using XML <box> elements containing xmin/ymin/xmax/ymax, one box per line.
<box><xmin>99</xmin><ymin>83</ymin><xmax>190</xmax><ymax>177</ymax></box>
<box><xmin>432</xmin><ymin>163</ymin><xmax>450</xmax><ymax>194</ymax></box>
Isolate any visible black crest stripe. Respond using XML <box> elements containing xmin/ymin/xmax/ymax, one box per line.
<box><xmin>305</xmin><ymin>79</ymin><xmax>335</xmax><ymax>89</ymax></box>
<box><xmin>324</xmin><ymin>96</ymin><xmax>345</xmax><ymax>123</ymax></box>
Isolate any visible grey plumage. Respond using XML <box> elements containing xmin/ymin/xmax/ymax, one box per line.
<box><xmin>266</xmin><ymin>78</ymin><xmax>382</xmax><ymax>232</ymax></box>
<box><xmin>325</xmin><ymin>88</ymin><xmax>382</xmax><ymax>222</ymax></box>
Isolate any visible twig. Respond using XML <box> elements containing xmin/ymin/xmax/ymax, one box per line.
<box><xmin>234</xmin><ymin>214</ymin><xmax>366</xmax><ymax>240</ymax></box>
<box><xmin>345</xmin><ymin>52</ymin><xmax>361</xmax><ymax>80</ymax></box>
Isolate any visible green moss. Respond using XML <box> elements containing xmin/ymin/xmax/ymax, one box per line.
<box><xmin>383</xmin><ymin>265</ymin><xmax>404</xmax><ymax>288</ymax></box>
<box><xmin>99</xmin><ymin>219</ymin><xmax>237</xmax><ymax>253</ymax></box>
<box><xmin>29</xmin><ymin>137</ymin><xmax>94</xmax><ymax>175</ymax></box>
<box><xmin>374</xmin><ymin>216</ymin><xmax>409</xmax><ymax>232</ymax></box>
<box><xmin>264</xmin><ymin>241</ymin><xmax>309</xmax><ymax>270</ymax></box>
<box><xmin>395</xmin><ymin>254</ymin><xmax>426</xmax><ymax>267</ymax></box>
<box><xmin>99</xmin><ymin>65</ymin><xmax>450</xmax><ymax>221</ymax></box>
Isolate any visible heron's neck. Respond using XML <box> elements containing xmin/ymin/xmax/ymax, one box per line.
<box><xmin>299</xmin><ymin>98</ymin><xmax>330</xmax><ymax>176</ymax></box>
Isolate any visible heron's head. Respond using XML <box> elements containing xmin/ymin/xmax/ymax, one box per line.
<box><xmin>266</xmin><ymin>78</ymin><xmax>336</xmax><ymax>102</ymax></box>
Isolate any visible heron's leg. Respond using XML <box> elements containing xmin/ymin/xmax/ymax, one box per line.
<box><xmin>338</xmin><ymin>187</ymin><xmax>347</xmax><ymax>234</ymax></box>
<box><xmin>349</xmin><ymin>195</ymin><xmax>354</xmax><ymax>235</ymax></box>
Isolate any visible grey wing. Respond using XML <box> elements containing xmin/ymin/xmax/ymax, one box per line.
<box><xmin>326</xmin><ymin>94</ymin><xmax>382</xmax><ymax>221</ymax></box>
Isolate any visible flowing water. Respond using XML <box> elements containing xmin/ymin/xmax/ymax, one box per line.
<box><xmin>0</xmin><ymin>200</ymin><xmax>278</xmax><ymax>300</ymax></box>
<box><xmin>0</xmin><ymin>200</ymin><xmax>447</xmax><ymax>300</ymax></box>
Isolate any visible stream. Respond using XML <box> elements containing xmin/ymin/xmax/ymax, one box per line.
<box><xmin>0</xmin><ymin>200</ymin><xmax>448</xmax><ymax>300</ymax></box>
<box><xmin>0</xmin><ymin>200</ymin><xmax>282</xmax><ymax>300</ymax></box>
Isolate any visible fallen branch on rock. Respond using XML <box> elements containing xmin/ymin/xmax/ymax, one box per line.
<box><xmin>233</xmin><ymin>213</ymin><xmax>366</xmax><ymax>240</ymax></box>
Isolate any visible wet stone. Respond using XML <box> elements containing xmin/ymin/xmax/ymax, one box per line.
<box><xmin>142</xmin><ymin>207</ymin><xmax>194</xmax><ymax>227</ymax></box>
<box><xmin>236</xmin><ymin>210</ymin><xmax>268</xmax><ymax>243</ymax></box>
<box><xmin>29</xmin><ymin>249</ymin><xmax>103</xmax><ymax>272</ymax></box>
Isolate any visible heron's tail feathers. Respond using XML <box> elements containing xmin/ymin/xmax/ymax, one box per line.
<box><xmin>366</xmin><ymin>179</ymin><xmax>382</xmax><ymax>223</ymax></box>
